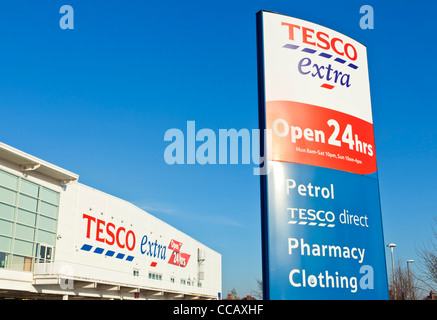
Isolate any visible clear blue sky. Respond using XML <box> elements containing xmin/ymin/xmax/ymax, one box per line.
<box><xmin>0</xmin><ymin>0</ymin><xmax>436</xmax><ymax>297</ymax></box>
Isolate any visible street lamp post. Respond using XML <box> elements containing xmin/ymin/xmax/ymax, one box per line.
<box><xmin>387</xmin><ymin>243</ymin><xmax>397</xmax><ymax>298</ymax></box>
<box><xmin>407</xmin><ymin>259</ymin><xmax>414</xmax><ymax>300</ymax></box>
<box><xmin>406</xmin><ymin>259</ymin><xmax>414</xmax><ymax>273</ymax></box>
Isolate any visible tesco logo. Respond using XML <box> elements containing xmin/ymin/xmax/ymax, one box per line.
<box><xmin>81</xmin><ymin>214</ymin><xmax>190</xmax><ymax>267</ymax></box>
<box><xmin>281</xmin><ymin>22</ymin><xmax>358</xmax><ymax>61</ymax></box>
<box><xmin>83</xmin><ymin>214</ymin><xmax>136</xmax><ymax>251</ymax></box>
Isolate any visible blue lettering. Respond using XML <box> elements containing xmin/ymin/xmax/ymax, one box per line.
<box><xmin>148</xmin><ymin>240</ymin><xmax>154</xmax><ymax>256</ymax></box>
<box><xmin>312</xmin><ymin>64</ymin><xmax>325</xmax><ymax>79</ymax></box>
<box><xmin>140</xmin><ymin>235</ymin><xmax>148</xmax><ymax>254</ymax></box>
<box><xmin>298</xmin><ymin>57</ymin><xmax>311</xmax><ymax>75</ymax></box>
<box><xmin>297</xmin><ymin>57</ymin><xmax>352</xmax><ymax>87</ymax></box>
<box><xmin>140</xmin><ymin>234</ymin><xmax>167</xmax><ymax>260</ymax></box>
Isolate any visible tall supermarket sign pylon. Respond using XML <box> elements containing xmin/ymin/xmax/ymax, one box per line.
<box><xmin>256</xmin><ymin>10</ymin><xmax>389</xmax><ymax>300</ymax></box>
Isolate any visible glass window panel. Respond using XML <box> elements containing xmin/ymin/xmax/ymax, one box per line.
<box><xmin>16</xmin><ymin>209</ymin><xmax>37</xmax><ymax>226</ymax></box>
<box><xmin>23</xmin><ymin>256</ymin><xmax>32</xmax><ymax>271</ymax></box>
<box><xmin>46</xmin><ymin>247</ymin><xmax>53</xmax><ymax>261</ymax></box>
<box><xmin>10</xmin><ymin>255</ymin><xmax>24</xmax><ymax>271</ymax></box>
<box><xmin>36</xmin><ymin>230</ymin><xmax>56</xmax><ymax>246</ymax></box>
<box><xmin>20</xmin><ymin>179</ymin><xmax>39</xmax><ymax>198</ymax></box>
<box><xmin>13</xmin><ymin>239</ymin><xmax>34</xmax><ymax>256</ymax></box>
<box><xmin>14</xmin><ymin>224</ymin><xmax>35</xmax><ymax>242</ymax></box>
<box><xmin>0</xmin><ymin>202</ymin><xmax>15</xmax><ymax>220</ymax></box>
<box><xmin>39</xmin><ymin>201</ymin><xmax>58</xmax><ymax>218</ymax></box>
<box><xmin>41</xmin><ymin>187</ymin><xmax>59</xmax><ymax>205</ymax></box>
<box><xmin>0</xmin><ymin>170</ymin><xmax>18</xmax><ymax>190</ymax></box>
<box><xmin>0</xmin><ymin>252</ymin><xmax>10</xmax><ymax>268</ymax></box>
<box><xmin>18</xmin><ymin>194</ymin><xmax>38</xmax><ymax>212</ymax></box>
<box><xmin>0</xmin><ymin>236</ymin><xmax>12</xmax><ymax>252</ymax></box>
<box><xmin>38</xmin><ymin>215</ymin><xmax>57</xmax><ymax>232</ymax></box>
<box><xmin>0</xmin><ymin>219</ymin><xmax>14</xmax><ymax>236</ymax></box>
<box><xmin>0</xmin><ymin>187</ymin><xmax>17</xmax><ymax>205</ymax></box>
<box><xmin>37</xmin><ymin>244</ymin><xmax>46</xmax><ymax>260</ymax></box>
<box><xmin>10</xmin><ymin>255</ymin><xmax>26</xmax><ymax>271</ymax></box>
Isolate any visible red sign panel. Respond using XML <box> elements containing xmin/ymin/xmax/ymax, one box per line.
<box><xmin>266</xmin><ymin>100</ymin><xmax>377</xmax><ymax>175</ymax></box>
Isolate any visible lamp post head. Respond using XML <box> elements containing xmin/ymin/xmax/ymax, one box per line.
<box><xmin>387</xmin><ymin>243</ymin><xmax>397</xmax><ymax>248</ymax></box>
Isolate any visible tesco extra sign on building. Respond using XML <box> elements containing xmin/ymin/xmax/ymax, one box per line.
<box><xmin>257</xmin><ymin>11</ymin><xmax>388</xmax><ymax>299</ymax></box>
<box><xmin>79</xmin><ymin>213</ymin><xmax>191</xmax><ymax>269</ymax></box>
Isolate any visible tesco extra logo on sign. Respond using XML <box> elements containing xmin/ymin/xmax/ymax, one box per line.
<box><xmin>281</xmin><ymin>21</ymin><xmax>359</xmax><ymax>89</ymax></box>
<box><xmin>79</xmin><ymin>214</ymin><xmax>190</xmax><ymax>268</ymax></box>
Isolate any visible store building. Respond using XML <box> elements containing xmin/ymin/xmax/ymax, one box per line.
<box><xmin>0</xmin><ymin>142</ymin><xmax>221</xmax><ymax>300</ymax></box>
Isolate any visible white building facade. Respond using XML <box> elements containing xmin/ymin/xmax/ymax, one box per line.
<box><xmin>0</xmin><ymin>142</ymin><xmax>221</xmax><ymax>300</ymax></box>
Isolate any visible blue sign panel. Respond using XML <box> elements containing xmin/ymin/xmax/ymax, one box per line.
<box><xmin>266</xmin><ymin>161</ymin><xmax>388</xmax><ymax>299</ymax></box>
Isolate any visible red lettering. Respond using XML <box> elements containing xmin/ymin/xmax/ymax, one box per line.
<box><xmin>106</xmin><ymin>222</ymin><xmax>115</xmax><ymax>245</ymax></box>
<box><xmin>126</xmin><ymin>230</ymin><xmax>136</xmax><ymax>251</ymax></box>
<box><xmin>82</xmin><ymin>214</ymin><xmax>96</xmax><ymax>239</ymax></box>
<box><xmin>116</xmin><ymin>227</ymin><xmax>126</xmax><ymax>249</ymax></box>
<box><xmin>331</xmin><ymin>38</ymin><xmax>344</xmax><ymax>56</ymax></box>
<box><xmin>82</xmin><ymin>214</ymin><xmax>137</xmax><ymax>251</ymax></box>
<box><xmin>302</xmin><ymin>27</ymin><xmax>315</xmax><ymax>45</ymax></box>
<box><xmin>344</xmin><ymin>43</ymin><xmax>357</xmax><ymax>61</ymax></box>
<box><xmin>282</xmin><ymin>22</ymin><xmax>358</xmax><ymax>61</ymax></box>
<box><xmin>281</xmin><ymin>22</ymin><xmax>300</xmax><ymax>40</ymax></box>
<box><xmin>96</xmin><ymin>219</ymin><xmax>105</xmax><ymax>243</ymax></box>
<box><xmin>316</xmin><ymin>31</ymin><xmax>330</xmax><ymax>50</ymax></box>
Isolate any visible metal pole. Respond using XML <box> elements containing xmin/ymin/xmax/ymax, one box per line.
<box><xmin>387</xmin><ymin>244</ymin><xmax>396</xmax><ymax>299</ymax></box>
<box><xmin>390</xmin><ymin>247</ymin><xmax>395</xmax><ymax>297</ymax></box>
<box><xmin>407</xmin><ymin>260</ymin><xmax>414</xmax><ymax>300</ymax></box>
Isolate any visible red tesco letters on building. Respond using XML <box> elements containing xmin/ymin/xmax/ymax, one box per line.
<box><xmin>83</xmin><ymin>214</ymin><xmax>136</xmax><ymax>251</ymax></box>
